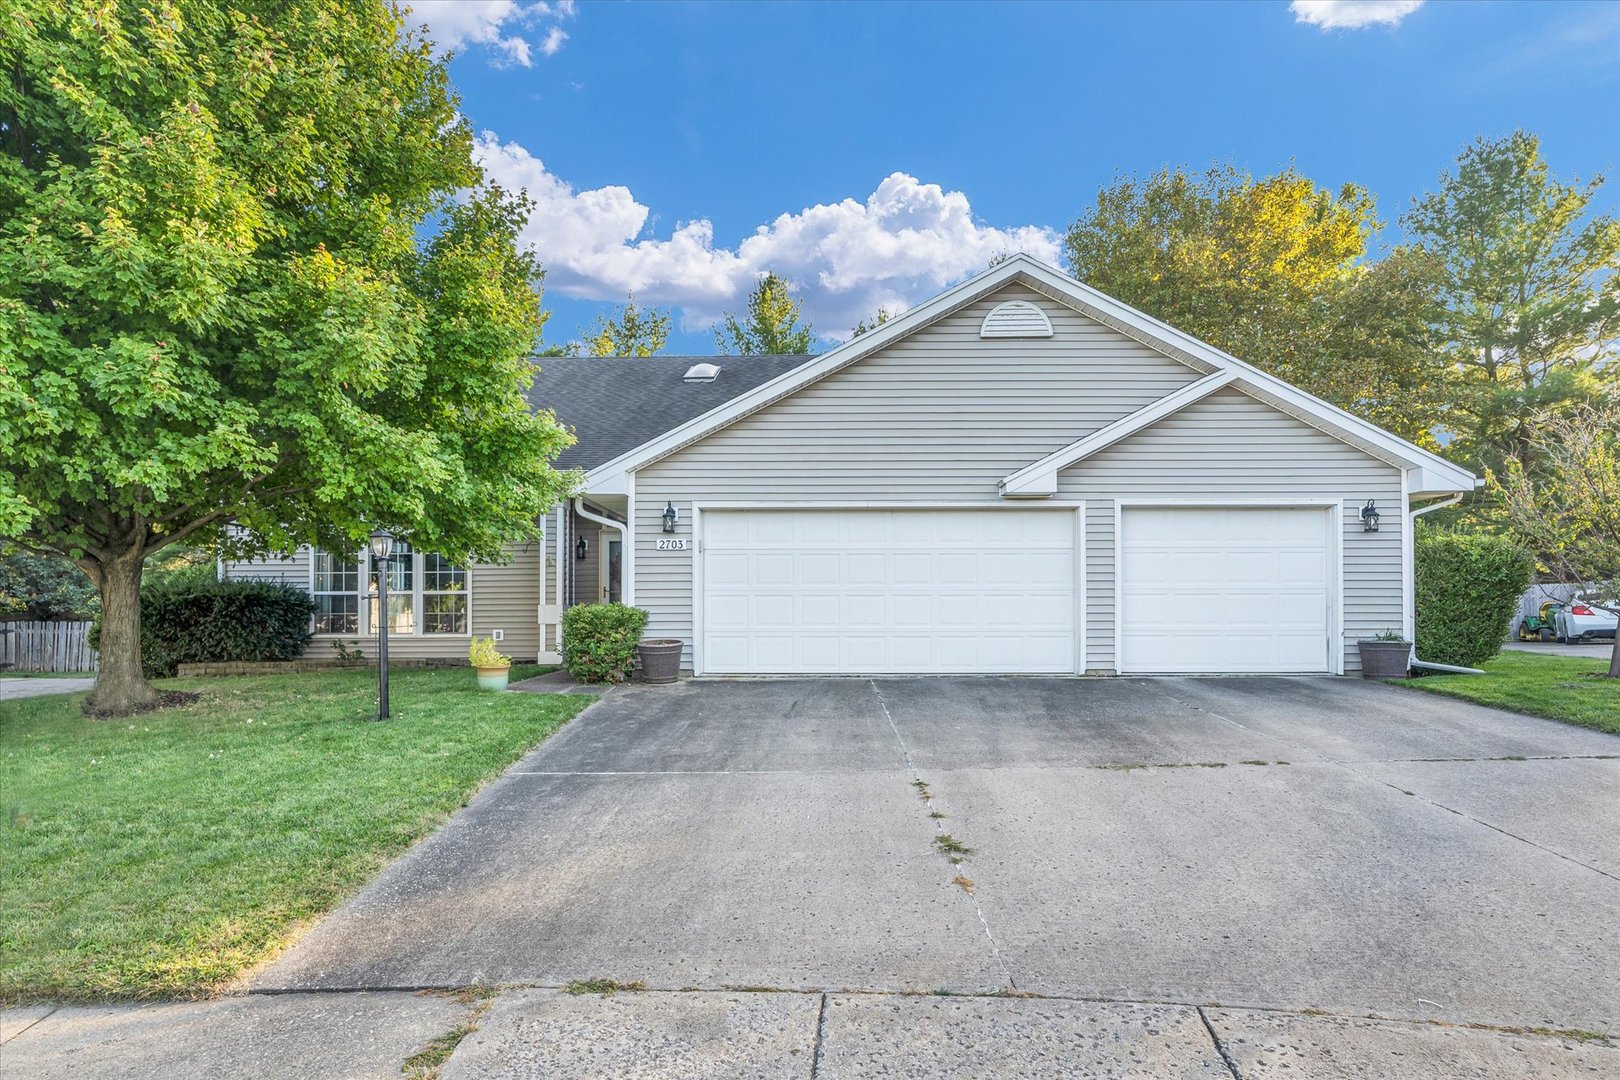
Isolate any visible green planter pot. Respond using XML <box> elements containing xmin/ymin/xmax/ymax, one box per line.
<box><xmin>475</xmin><ymin>665</ymin><xmax>511</xmax><ymax>692</ymax></box>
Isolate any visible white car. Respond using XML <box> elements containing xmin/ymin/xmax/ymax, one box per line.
<box><xmin>1555</xmin><ymin>600</ymin><xmax>1619</xmax><ymax>643</ymax></box>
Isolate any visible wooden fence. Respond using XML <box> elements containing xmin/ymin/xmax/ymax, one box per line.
<box><xmin>0</xmin><ymin>620</ymin><xmax>98</xmax><ymax>673</ymax></box>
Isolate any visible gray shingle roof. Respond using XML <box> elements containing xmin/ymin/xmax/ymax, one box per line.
<box><xmin>526</xmin><ymin>355</ymin><xmax>816</xmax><ymax>470</ymax></box>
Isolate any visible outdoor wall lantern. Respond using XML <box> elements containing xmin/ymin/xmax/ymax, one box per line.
<box><xmin>662</xmin><ymin>501</ymin><xmax>679</xmax><ymax>533</ymax></box>
<box><xmin>367</xmin><ymin>529</ymin><xmax>394</xmax><ymax>722</ymax></box>
<box><xmin>1360</xmin><ymin>500</ymin><xmax>1381</xmax><ymax>533</ymax></box>
<box><xmin>576</xmin><ymin>536</ymin><xmax>588</xmax><ymax>561</ymax></box>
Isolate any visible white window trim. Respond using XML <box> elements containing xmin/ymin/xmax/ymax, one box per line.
<box><xmin>308</xmin><ymin>547</ymin><xmax>474</xmax><ymax>638</ymax></box>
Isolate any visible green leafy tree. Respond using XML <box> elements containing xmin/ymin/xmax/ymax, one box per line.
<box><xmin>1493</xmin><ymin>402</ymin><xmax>1620</xmax><ymax>677</ymax></box>
<box><xmin>1063</xmin><ymin>165</ymin><xmax>1448</xmax><ymax>447</ymax></box>
<box><xmin>0</xmin><ymin>1</ymin><xmax>574</xmax><ymax>712</ymax></box>
<box><xmin>583</xmin><ymin>294</ymin><xmax>672</xmax><ymax>357</ymax></box>
<box><xmin>850</xmin><ymin>307</ymin><xmax>893</xmax><ymax>338</ymax></box>
<box><xmin>1405</xmin><ymin>131</ymin><xmax>1620</xmax><ymax>475</ymax></box>
<box><xmin>0</xmin><ymin>547</ymin><xmax>98</xmax><ymax>621</ymax></box>
<box><xmin>714</xmin><ymin>272</ymin><xmax>815</xmax><ymax>354</ymax></box>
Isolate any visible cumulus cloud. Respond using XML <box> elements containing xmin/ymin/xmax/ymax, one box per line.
<box><xmin>474</xmin><ymin>132</ymin><xmax>1061</xmax><ymax>340</ymax></box>
<box><xmin>402</xmin><ymin>1</ymin><xmax>574</xmax><ymax>67</ymax></box>
<box><xmin>1290</xmin><ymin>0</ymin><xmax>1424</xmax><ymax>30</ymax></box>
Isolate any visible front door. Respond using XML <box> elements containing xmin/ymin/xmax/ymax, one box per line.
<box><xmin>602</xmin><ymin>538</ymin><xmax>623</xmax><ymax>603</ymax></box>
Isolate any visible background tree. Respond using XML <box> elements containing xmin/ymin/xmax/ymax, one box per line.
<box><xmin>0</xmin><ymin>1</ymin><xmax>574</xmax><ymax>713</ymax></box>
<box><xmin>714</xmin><ymin>272</ymin><xmax>816</xmax><ymax>354</ymax></box>
<box><xmin>850</xmin><ymin>308</ymin><xmax>893</xmax><ymax>338</ymax></box>
<box><xmin>1404</xmin><ymin>131</ymin><xmax>1620</xmax><ymax>476</ymax></box>
<box><xmin>1063</xmin><ymin>165</ymin><xmax>1448</xmax><ymax>446</ymax></box>
<box><xmin>1493</xmin><ymin>401</ymin><xmax>1620</xmax><ymax>677</ymax></box>
<box><xmin>582</xmin><ymin>294</ymin><xmax>671</xmax><ymax>357</ymax></box>
<box><xmin>0</xmin><ymin>548</ymin><xmax>98</xmax><ymax>621</ymax></box>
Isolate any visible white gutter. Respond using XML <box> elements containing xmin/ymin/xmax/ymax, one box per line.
<box><xmin>1407</xmin><ymin>493</ymin><xmax>1475</xmax><ymax>674</ymax></box>
<box><xmin>572</xmin><ymin>497</ymin><xmax>631</xmax><ymax>606</ymax></box>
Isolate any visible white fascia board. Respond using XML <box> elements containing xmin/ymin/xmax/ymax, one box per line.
<box><xmin>585</xmin><ymin>252</ymin><xmax>1476</xmax><ymax>495</ymax></box>
<box><xmin>999</xmin><ymin>370</ymin><xmax>1237</xmax><ymax>496</ymax></box>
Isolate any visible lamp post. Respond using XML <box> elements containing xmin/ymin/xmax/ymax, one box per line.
<box><xmin>369</xmin><ymin>529</ymin><xmax>395</xmax><ymax>721</ymax></box>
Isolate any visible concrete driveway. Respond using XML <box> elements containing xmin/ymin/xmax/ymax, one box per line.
<box><xmin>259</xmin><ymin>675</ymin><xmax>1620</xmax><ymax>1040</ymax></box>
<box><xmin>0</xmin><ymin>675</ymin><xmax>96</xmax><ymax>700</ymax></box>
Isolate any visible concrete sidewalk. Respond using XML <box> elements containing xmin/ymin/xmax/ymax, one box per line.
<box><xmin>5</xmin><ymin>988</ymin><xmax>1614</xmax><ymax>1079</ymax></box>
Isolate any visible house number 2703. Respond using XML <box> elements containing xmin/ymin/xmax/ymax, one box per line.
<box><xmin>655</xmin><ymin>538</ymin><xmax>689</xmax><ymax>551</ymax></box>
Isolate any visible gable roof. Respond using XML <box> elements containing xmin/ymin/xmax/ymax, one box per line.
<box><xmin>527</xmin><ymin>355</ymin><xmax>814</xmax><ymax>469</ymax></box>
<box><xmin>580</xmin><ymin>255</ymin><xmax>1477</xmax><ymax>498</ymax></box>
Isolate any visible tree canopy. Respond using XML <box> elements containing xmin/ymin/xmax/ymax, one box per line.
<box><xmin>714</xmin><ymin>272</ymin><xmax>816</xmax><ymax>354</ymax></box>
<box><xmin>1063</xmin><ymin>165</ymin><xmax>1448</xmax><ymax>447</ymax></box>
<box><xmin>1404</xmin><ymin>131</ymin><xmax>1620</xmax><ymax>475</ymax></box>
<box><xmin>0</xmin><ymin>1</ymin><xmax>574</xmax><ymax>711</ymax></box>
<box><xmin>582</xmin><ymin>294</ymin><xmax>672</xmax><ymax>357</ymax></box>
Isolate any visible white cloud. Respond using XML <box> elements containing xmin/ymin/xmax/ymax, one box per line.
<box><xmin>401</xmin><ymin>1</ymin><xmax>574</xmax><ymax>67</ymax></box>
<box><xmin>474</xmin><ymin>133</ymin><xmax>1062</xmax><ymax>341</ymax></box>
<box><xmin>1290</xmin><ymin>0</ymin><xmax>1424</xmax><ymax>30</ymax></box>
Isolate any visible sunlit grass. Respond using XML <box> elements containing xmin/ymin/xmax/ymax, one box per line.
<box><xmin>1400</xmin><ymin>652</ymin><xmax>1620</xmax><ymax>735</ymax></box>
<box><xmin>1</xmin><ymin>665</ymin><xmax>588</xmax><ymax>1002</ymax></box>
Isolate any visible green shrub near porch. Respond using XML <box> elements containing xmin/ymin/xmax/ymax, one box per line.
<box><xmin>1414</xmin><ymin>527</ymin><xmax>1532</xmax><ymax>668</ymax></box>
<box><xmin>90</xmin><ymin>579</ymin><xmax>315</xmax><ymax>679</ymax></box>
<box><xmin>562</xmin><ymin>603</ymin><xmax>650</xmax><ymax>683</ymax></box>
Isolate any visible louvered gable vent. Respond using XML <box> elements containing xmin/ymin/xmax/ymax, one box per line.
<box><xmin>979</xmin><ymin>299</ymin><xmax>1054</xmax><ymax>339</ymax></box>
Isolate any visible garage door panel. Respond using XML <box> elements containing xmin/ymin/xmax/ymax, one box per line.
<box><xmin>1121</xmin><ymin>507</ymin><xmax>1332</xmax><ymax>675</ymax></box>
<box><xmin>701</xmin><ymin>509</ymin><xmax>1076</xmax><ymax>674</ymax></box>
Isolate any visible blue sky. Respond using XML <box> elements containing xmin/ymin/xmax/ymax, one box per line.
<box><xmin>407</xmin><ymin>0</ymin><xmax>1620</xmax><ymax>353</ymax></box>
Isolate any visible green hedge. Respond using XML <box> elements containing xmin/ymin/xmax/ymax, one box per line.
<box><xmin>562</xmin><ymin>603</ymin><xmax>650</xmax><ymax>684</ymax></box>
<box><xmin>1414</xmin><ymin>527</ymin><xmax>1532</xmax><ymax>668</ymax></box>
<box><xmin>91</xmin><ymin>579</ymin><xmax>316</xmax><ymax>678</ymax></box>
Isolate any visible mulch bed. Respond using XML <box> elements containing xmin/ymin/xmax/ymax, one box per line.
<box><xmin>81</xmin><ymin>689</ymin><xmax>201</xmax><ymax>718</ymax></box>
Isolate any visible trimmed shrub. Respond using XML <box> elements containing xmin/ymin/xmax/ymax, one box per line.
<box><xmin>562</xmin><ymin>603</ymin><xmax>650</xmax><ymax>684</ymax></box>
<box><xmin>91</xmin><ymin>579</ymin><xmax>316</xmax><ymax>678</ymax></box>
<box><xmin>1414</xmin><ymin>526</ymin><xmax>1533</xmax><ymax>668</ymax></box>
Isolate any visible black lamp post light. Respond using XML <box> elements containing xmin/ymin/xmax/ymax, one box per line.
<box><xmin>368</xmin><ymin>529</ymin><xmax>394</xmax><ymax>721</ymax></box>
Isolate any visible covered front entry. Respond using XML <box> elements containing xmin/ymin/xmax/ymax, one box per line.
<box><xmin>1118</xmin><ymin>505</ymin><xmax>1336</xmax><ymax>674</ymax></box>
<box><xmin>698</xmin><ymin>507</ymin><xmax>1077</xmax><ymax>674</ymax></box>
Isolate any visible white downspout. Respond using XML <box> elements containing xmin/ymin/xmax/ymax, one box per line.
<box><xmin>572</xmin><ymin>497</ymin><xmax>631</xmax><ymax>606</ymax></box>
<box><xmin>1407</xmin><ymin>493</ymin><xmax>1480</xmax><ymax>674</ymax></box>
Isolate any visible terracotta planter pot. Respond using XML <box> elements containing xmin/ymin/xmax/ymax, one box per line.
<box><xmin>1356</xmin><ymin>640</ymin><xmax>1411</xmax><ymax>680</ymax></box>
<box><xmin>637</xmin><ymin>639</ymin><xmax>683</xmax><ymax>684</ymax></box>
<box><xmin>475</xmin><ymin>665</ymin><xmax>511</xmax><ymax>691</ymax></box>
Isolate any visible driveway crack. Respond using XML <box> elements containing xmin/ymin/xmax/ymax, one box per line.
<box><xmin>809</xmin><ymin>991</ymin><xmax>829</xmax><ymax>1078</ymax></box>
<box><xmin>1142</xmin><ymin>681</ymin><xmax>1620</xmax><ymax>884</ymax></box>
<box><xmin>1197</xmin><ymin>1006</ymin><xmax>1244</xmax><ymax>1079</ymax></box>
<box><xmin>869</xmin><ymin>679</ymin><xmax>1018</xmax><ymax>992</ymax></box>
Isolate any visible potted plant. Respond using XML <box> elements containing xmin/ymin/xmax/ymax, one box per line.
<box><xmin>1356</xmin><ymin>629</ymin><xmax>1412</xmax><ymax>680</ymax></box>
<box><xmin>637</xmin><ymin>637</ymin><xmax>683</xmax><ymax>684</ymax></box>
<box><xmin>468</xmin><ymin>635</ymin><xmax>512</xmax><ymax>691</ymax></box>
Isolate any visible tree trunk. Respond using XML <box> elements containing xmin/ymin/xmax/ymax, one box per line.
<box><xmin>84</xmin><ymin>554</ymin><xmax>158</xmax><ymax>714</ymax></box>
<box><xmin>1609</xmin><ymin>633</ymin><xmax>1619</xmax><ymax>680</ymax></box>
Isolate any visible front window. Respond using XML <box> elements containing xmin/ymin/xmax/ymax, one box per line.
<box><xmin>312</xmin><ymin>551</ymin><xmax>360</xmax><ymax>634</ymax></box>
<box><xmin>312</xmin><ymin>544</ymin><xmax>469</xmax><ymax>636</ymax></box>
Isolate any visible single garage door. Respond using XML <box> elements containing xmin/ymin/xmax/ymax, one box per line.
<box><xmin>1119</xmin><ymin>506</ymin><xmax>1334</xmax><ymax>674</ymax></box>
<box><xmin>700</xmin><ymin>508</ymin><xmax>1076</xmax><ymax>674</ymax></box>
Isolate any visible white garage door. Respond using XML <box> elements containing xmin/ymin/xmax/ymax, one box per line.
<box><xmin>1119</xmin><ymin>507</ymin><xmax>1334</xmax><ymax>674</ymax></box>
<box><xmin>700</xmin><ymin>509</ymin><xmax>1076</xmax><ymax>674</ymax></box>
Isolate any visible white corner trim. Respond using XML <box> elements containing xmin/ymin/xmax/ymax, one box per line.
<box><xmin>980</xmin><ymin>299</ymin><xmax>1054</xmax><ymax>338</ymax></box>
<box><xmin>1000</xmin><ymin>370</ymin><xmax>1238</xmax><ymax>496</ymax></box>
<box><xmin>582</xmin><ymin>253</ymin><xmax>1476</xmax><ymax>497</ymax></box>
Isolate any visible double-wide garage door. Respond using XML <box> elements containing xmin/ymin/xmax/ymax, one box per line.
<box><xmin>700</xmin><ymin>509</ymin><xmax>1075</xmax><ymax>674</ymax></box>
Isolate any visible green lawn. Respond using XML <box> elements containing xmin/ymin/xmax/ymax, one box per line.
<box><xmin>1400</xmin><ymin>651</ymin><xmax>1620</xmax><ymax>735</ymax></box>
<box><xmin>0</xmin><ymin>665</ymin><xmax>589</xmax><ymax>1003</ymax></box>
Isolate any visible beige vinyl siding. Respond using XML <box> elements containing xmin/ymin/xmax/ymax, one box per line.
<box><xmin>223</xmin><ymin>542</ymin><xmax>544</xmax><ymax>662</ymax></box>
<box><xmin>1057</xmin><ymin>387</ymin><xmax>1404</xmax><ymax>674</ymax></box>
<box><xmin>635</xmin><ymin>284</ymin><xmax>1201</xmax><ymax>668</ymax></box>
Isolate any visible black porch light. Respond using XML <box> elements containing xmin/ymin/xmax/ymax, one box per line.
<box><xmin>1360</xmin><ymin>500</ymin><xmax>1381</xmax><ymax>533</ymax></box>
<box><xmin>367</xmin><ymin>529</ymin><xmax>395</xmax><ymax>721</ymax></box>
<box><xmin>575</xmin><ymin>535</ymin><xmax>588</xmax><ymax>561</ymax></box>
<box><xmin>662</xmin><ymin>500</ymin><xmax>679</xmax><ymax>533</ymax></box>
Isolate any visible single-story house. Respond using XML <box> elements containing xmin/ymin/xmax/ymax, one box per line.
<box><xmin>223</xmin><ymin>255</ymin><xmax>1477</xmax><ymax>676</ymax></box>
